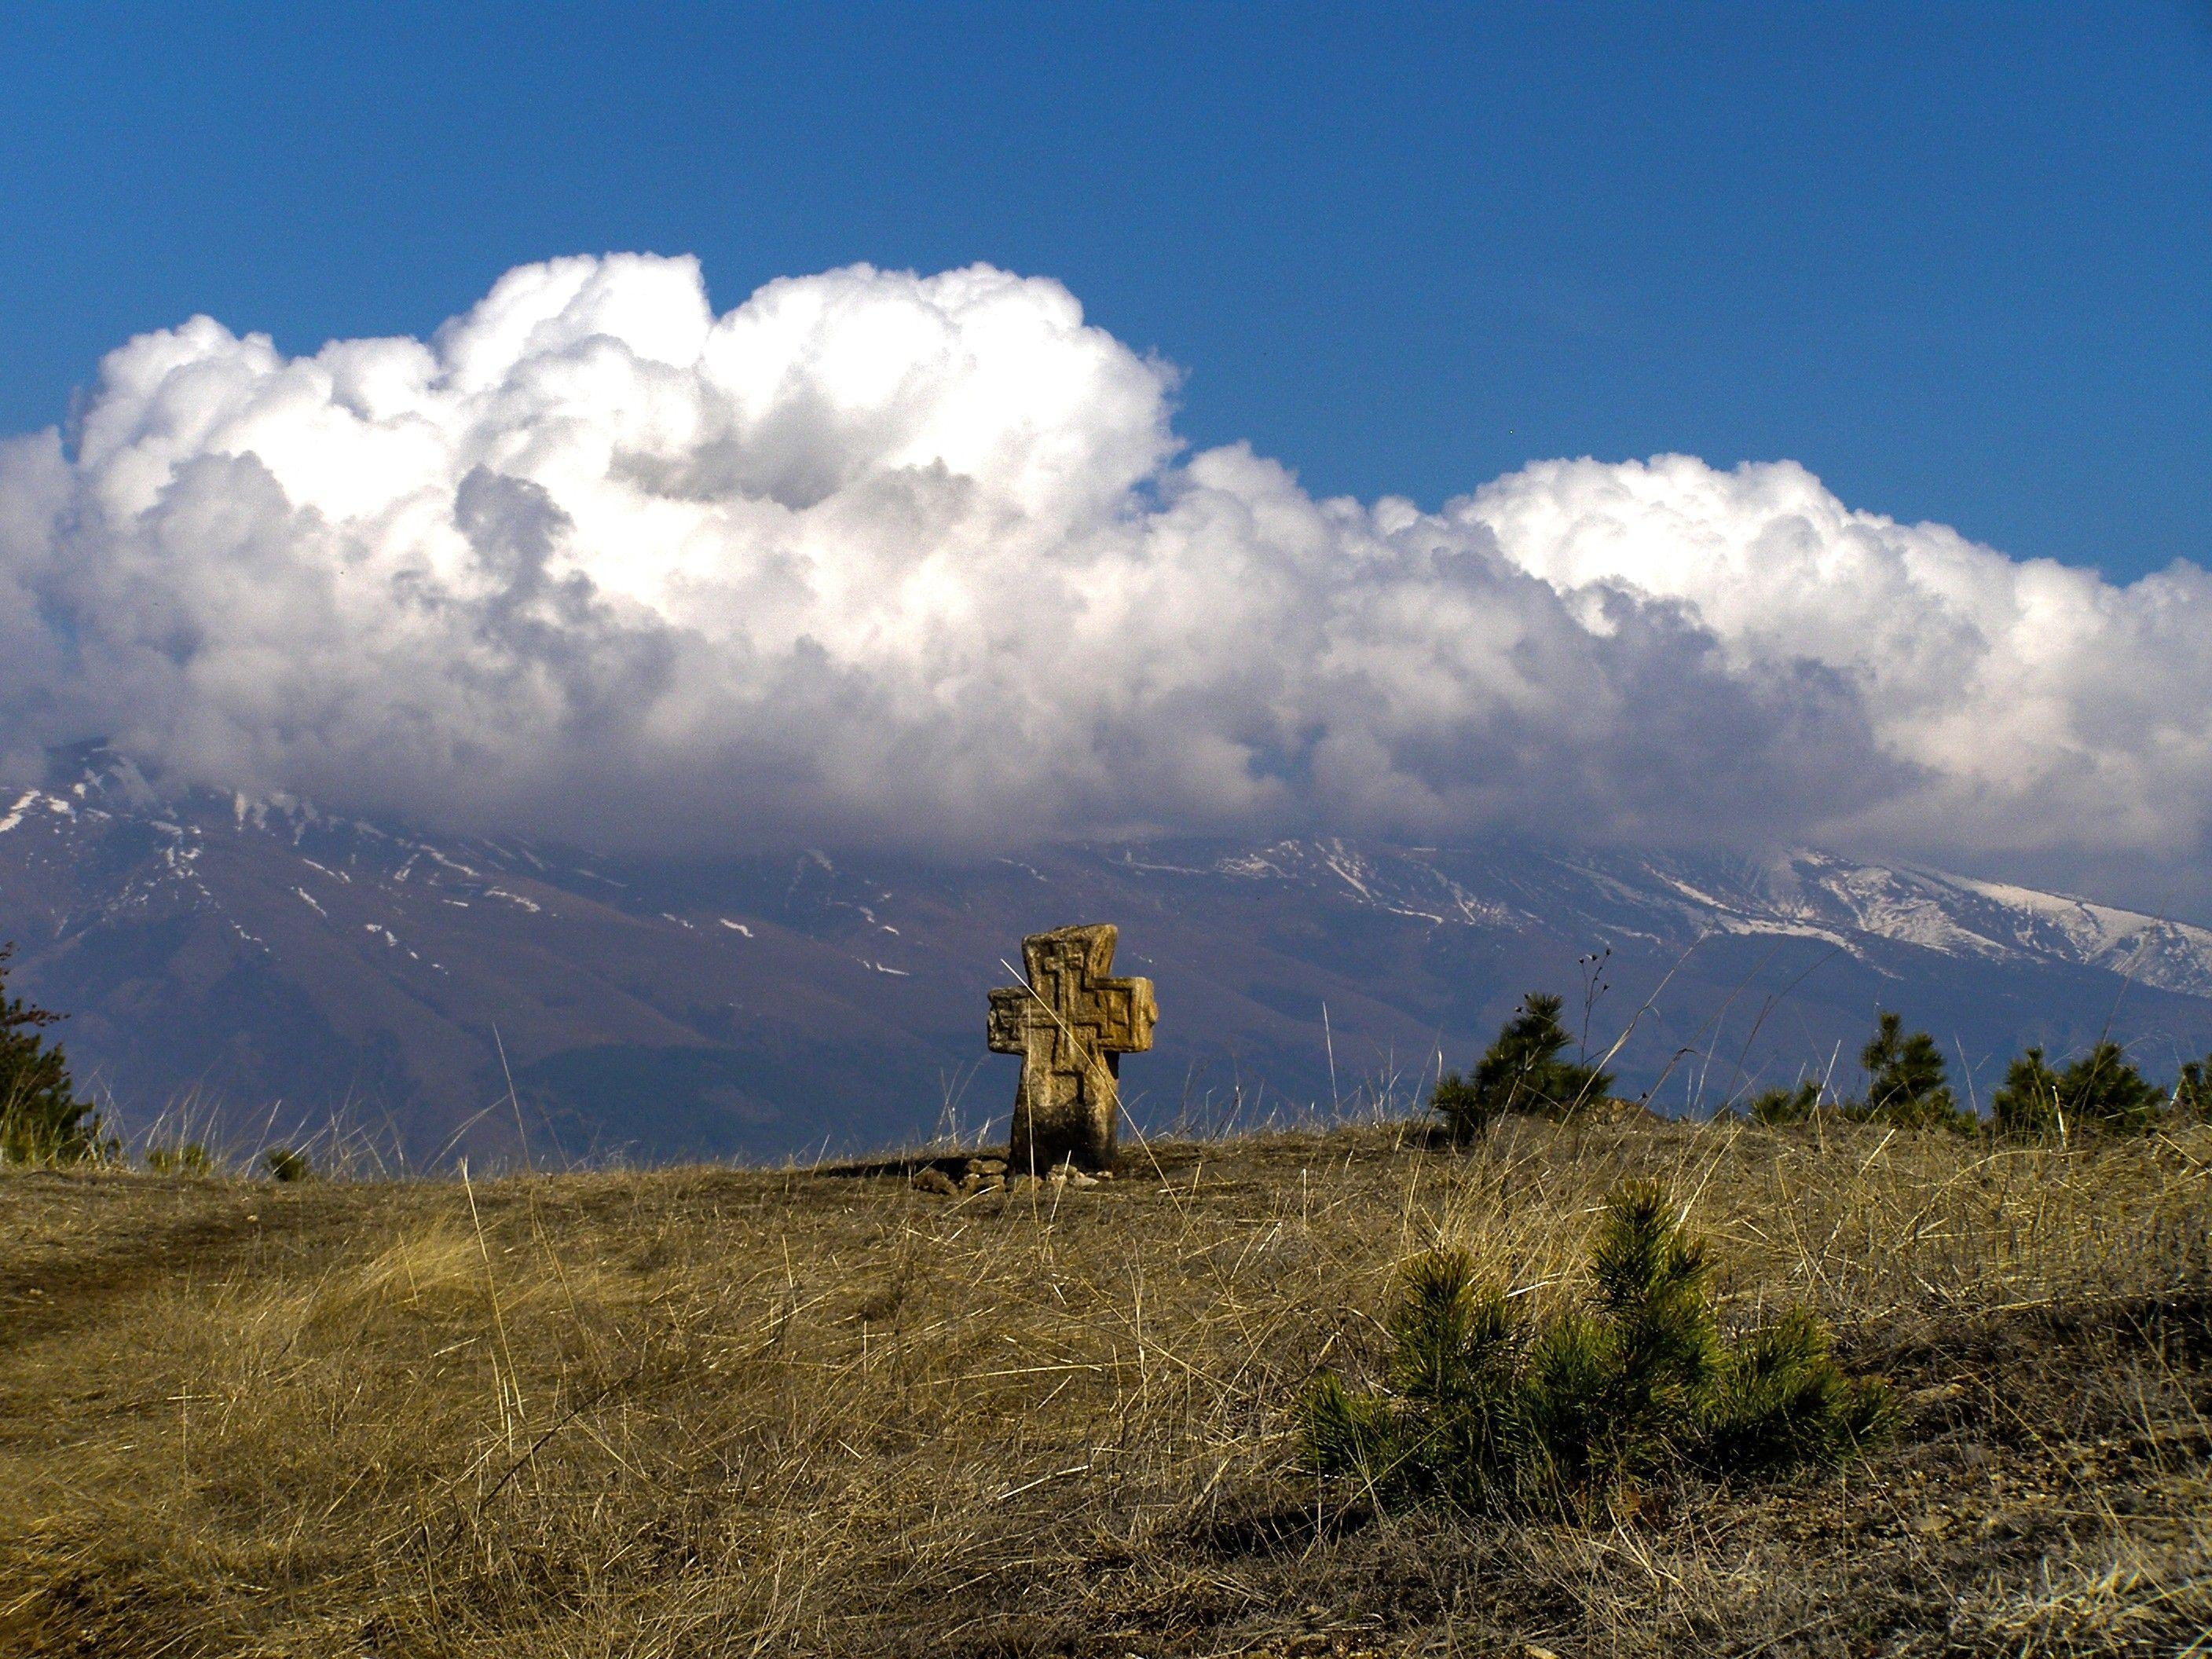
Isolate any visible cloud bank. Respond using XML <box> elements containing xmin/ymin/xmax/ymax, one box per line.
<box><xmin>2</xmin><ymin>254</ymin><xmax>2207</xmax><ymax>882</ymax></box>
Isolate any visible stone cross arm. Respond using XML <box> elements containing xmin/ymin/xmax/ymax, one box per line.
<box><xmin>987</xmin><ymin>925</ymin><xmax>1156</xmax><ymax>1055</ymax></box>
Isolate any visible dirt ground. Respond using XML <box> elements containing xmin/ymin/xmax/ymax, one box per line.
<box><xmin>1</xmin><ymin>1115</ymin><xmax>2207</xmax><ymax>1657</ymax></box>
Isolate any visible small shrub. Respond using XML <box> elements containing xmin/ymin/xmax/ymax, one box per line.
<box><xmin>1747</xmin><ymin>1079</ymin><xmax>1822</xmax><ymax>1125</ymax></box>
<box><xmin>1304</xmin><ymin>1181</ymin><xmax>1888</xmax><ymax>1517</ymax></box>
<box><xmin>1990</xmin><ymin>1046</ymin><xmax>2064</xmax><ymax>1137</ymax></box>
<box><xmin>1382</xmin><ymin>1251</ymin><xmax>1528</xmax><ymax>1507</ymax></box>
<box><xmin>1306</xmin><ymin>1246</ymin><xmax>1539</xmax><ymax>1509</ymax></box>
<box><xmin>2057</xmin><ymin>1042</ymin><xmax>2163</xmax><ymax>1134</ymax></box>
<box><xmin>1430</xmin><ymin>992</ymin><xmax>1613</xmax><ymax>1141</ymax></box>
<box><xmin>147</xmin><ymin>1142</ymin><xmax>214</xmax><ymax>1176</ymax></box>
<box><xmin>265</xmin><ymin>1146</ymin><xmax>312</xmax><ymax>1183</ymax></box>
<box><xmin>1994</xmin><ymin>1041</ymin><xmax>2163</xmax><ymax>1139</ymax></box>
<box><xmin>1853</xmin><ymin>1011</ymin><xmax>1970</xmax><ymax>1131</ymax></box>
<box><xmin>1588</xmin><ymin>1181</ymin><xmax>1723</xmax><ymax>1417</ymax></box>
<box><xmin>1705</xmin><ymin>1307</ymin><xmax>1894</xmax><ymax>1474</ymax></box>
<box><xmin>1302</xmin><ymin>1372</ymin><xmax>1398</xmax><ymax>1491</ymax></box>
<box><xmin>1520</xmin><ymin>1180</ymin><xmax>1724</xmax><ymax>1493</ymax></box>
<box><xmin>2175</xmin><ymin>1060</ymin><xmax>2206</xmax><ymax>1119</ymax></box>
<box><xmin>0</xmin><ymin>943</ymin><xmax>105</xmax><ymax>1165</ymax></box>
<box><xmin>1426</xmin><ymin>1071</ymin><xmax>1498</xmax><ymax>1139</ymax></box>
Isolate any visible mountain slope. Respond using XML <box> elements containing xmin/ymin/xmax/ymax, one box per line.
<box><xmin>5</xmin><ymin>758</ymin><xmax>2210</xmax><ymax>1161</ymax></box>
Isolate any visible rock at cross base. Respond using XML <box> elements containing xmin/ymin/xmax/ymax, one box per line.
<box><xmin>987</xmin><ymin>924</ymin><xmax>1156</xmax><ymax>1174</ymax></box>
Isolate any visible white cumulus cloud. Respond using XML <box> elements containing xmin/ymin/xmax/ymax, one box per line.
<box><xmin>1</xmin><ymin>253</ymin><xmax>2206</xmax><ymax>890</ymax></box>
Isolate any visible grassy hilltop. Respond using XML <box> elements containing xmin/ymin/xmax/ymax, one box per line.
<box><xmin>1</xmin><ymin>1116</ymin><xmax>2208</xmax><ymax>1657</ymax></box>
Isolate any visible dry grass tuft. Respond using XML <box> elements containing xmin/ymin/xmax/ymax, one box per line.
<box><xmin>1</xmin><ymin>1115</ymin><xmax>2207</xmax><ymax>1656</ymax></box>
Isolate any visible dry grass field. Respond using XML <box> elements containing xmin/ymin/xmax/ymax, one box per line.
<box><xmin>1</xmin><ymin>1115</ymin><xmax>2207</xmax><ymax>1657</ymax></box>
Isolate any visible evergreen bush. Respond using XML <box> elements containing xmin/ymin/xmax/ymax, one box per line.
<box><xmin>1705</xmin><ymin>1306</ymin><xmax>1890</xmax><ymax>1474</ymax></box>
<box><xmin>1853</xmin><ymin>1011</ymin><xmax>1970</xmax><ymax>1130</ymax></box>
<box><xmin>2176</xmin><ymin>1057</ymin><xmax>2212</xmax><ymax>1124</ymax></box>
<box><xmin>1991</xmin><ymin>1046</ymin><xmax>2062</xmax><ymax>1137</ymax></box>
<box><xmin>1303</xmin><ymin>1180</ymin><xmax>1890</xmax><ymax>1516</ymax></box>
<box><xmin>0</xmin><ymin>944</ymin><xmax>104</xmax><ymax>1165</ymax></box>
<box><xmin>1746</xmin><ymin>1079</ymin><xmax>1822</xmax><ymax>1125</ymax></box>
<box><xmin>1993</xmin><ymin>1041</ymin><xmax>2163</xmax><ymax>1139</ymax></box>
<box><xmin>2056</xmin><ymin>1042</ymin><xmax>2164</xmax><ymax>1134</ymax></box>
<box><xmin>1429</xmin><ymin>993</ymin><xmax>1613</xmax><ymax>1141</ymax></box>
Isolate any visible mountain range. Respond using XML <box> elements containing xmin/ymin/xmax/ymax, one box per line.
<box><xmin>5</xmin><ymin>753</ymin><xmax>2210</xmax><ymax>1163</ymax></box>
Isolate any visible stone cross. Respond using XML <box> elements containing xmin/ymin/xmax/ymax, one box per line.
<box><xmin>988</xmin><ymin>924</ymin><xmax>1157</xmax><ymax>1174</ymax></box>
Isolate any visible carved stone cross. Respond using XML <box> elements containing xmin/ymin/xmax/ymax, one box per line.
<box><xmin>988</xmin><ymin>924</ymin><xmax>1157</xmax><ymax>1174</ymax></box>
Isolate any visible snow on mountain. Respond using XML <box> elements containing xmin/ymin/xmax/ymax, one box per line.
<box><xmin>1193</xmin><ymin>837</ymin><xmax>2212</xmax><ymax>997</ymax></box>
<box><xmin>5</xmin><ymin>754</ymin><xmax>2212</xmax><ymax>1161</ymax></box>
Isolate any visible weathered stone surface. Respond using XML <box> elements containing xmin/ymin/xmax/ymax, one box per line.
<box><xmin>987</xmin><ymin>923</ymin><xmax>1156</xmax><ymax>1173</ymax></box>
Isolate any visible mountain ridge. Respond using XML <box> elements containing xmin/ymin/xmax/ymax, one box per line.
<box><xmin>5</xmin><ymin>756</ymin><xmax>2210</xmax><ymax>1161</ymax></box>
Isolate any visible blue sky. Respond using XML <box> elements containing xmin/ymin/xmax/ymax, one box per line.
<box><xmin>5</xmin><ymin>2</ymin><xmax>2209</xmax><ymax>581</ymax></box>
